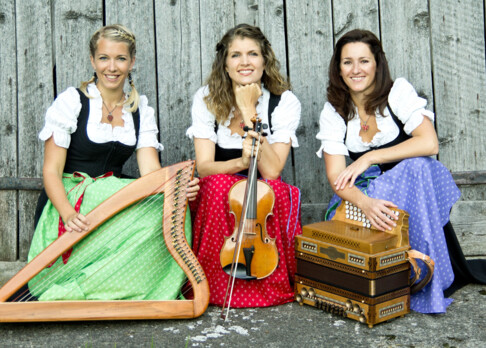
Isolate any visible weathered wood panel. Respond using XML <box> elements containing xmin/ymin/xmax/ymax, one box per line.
<box><xmin>285</xmin><ymin>0</ymin><xmax>333</xmax><ymax>222</ymax></box>
<box><xmin>430</xmin><ymin>0</ymin><xmax>486</xmax><ymax>172</ymax></box>
<box><xmin>106</xmin><ymin>0</ymin><xmax>157</xmax><ymax>176</ymax></box>
<box><xmin>53</xmin><ymin>0</ymin><xmax>103</xmax><ymax>94</ymax></box>
<box><xmin>16</xmin><ymin>0</ymin><xmax>54</xmax><ymax>261</ymax></box>
<box><xmin>154</xmin><ymin>0</ymin><xmax>202</xmax><ymax>166</ymax></box>
<box><xmin>1</xmin><ymin>0</ymin><xmax>486</xmax><ymax>267</ymax></box>
<box><xmin>199</xmin><ymin>1</ymin><xmax>235</xmax><ymax>85</ymax></box>
<box><xmin>0</xmin><ymin>262</ymin><xmax>24</xmax><ymax>286</ymax></box>
<box><xmin>450</xmin><ymin>201</ymin><xmax>486</xmax><ymax>256</ymax></box>
<box><xmin>381</xmin><ymin>0</ymin><xmax>434</xmax><ymax>109</ymax></box>
<box><xmin>234</xmin><ymin>0</ymin><xmax>287</xmax><ymax>77</ymax></box>
<box><xmin>333</xmin><ymin>0</ymin><xmax>379</xmax><ymax>40</ymax></box>
<box><xmin>0</xmin><ymin>0</ymin><xmax>17</xmax><ymax>261</ymax></box>
<box><xmin>0</xmin><ymin>0</ymin><xmax>17</xmax><ymax>177</ymax></box>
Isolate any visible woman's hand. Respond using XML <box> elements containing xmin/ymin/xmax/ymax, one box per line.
<box><xmin>242</xmin><ymin>129</ymin><xmax>264</xmax><ymax>167</ymax></box>
<box><xmin>358</xmin><ymin>196</ymin><xmax>398</xmax><ymax>231</ymax></box>
<box><xmin>334</xmin><ymin>153</ymin><xmax>373</xmax><ymax>190</ymax></box>
<box><xmin>62</xmin><ymin>211</ymin><xmax>89</xmax><ymax>233</ymax></box>
<box><xmin>234</xmin><ymin>83</ymin><xmax>262</xmax><ymax>124</ymax></box>
<box><xmin>186</xmin><ymin>177</ymin><xmax>200</xmax><ymax>201</ymax></box>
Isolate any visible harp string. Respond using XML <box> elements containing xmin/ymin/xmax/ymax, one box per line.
<box><xmin>15</xmin><ymin>181</ymin><xmax>169</xmax><ymax>301</ymax></box>
<box><xmin>14</xmin><ymin>166</ymin><xmax>194</xmax><ymax>302</ymax></box>
<box><xmin>22</xmin><ymin>171</ymin><xmax>190</xmax><ymax>301</ymax></box>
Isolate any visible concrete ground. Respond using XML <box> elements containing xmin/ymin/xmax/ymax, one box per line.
<box><xmin>0</xmin><ymin>284</ymin><xmax>485</xmax><ymax>348</ymax></box>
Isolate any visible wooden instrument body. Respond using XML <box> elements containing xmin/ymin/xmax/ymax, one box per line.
<box><xmin>0</xmin><ymin>161</ymin><xmax>210</xmax><ymax>322</ymax></box>
<box><xmin>220</xmin><ymin>179</ymin><xmax>278</xmax><ymax>280</ymax></box>
<box><xmin>295</xmin><ymin>275</ymin><xmax>410</xmax><ymax>328</ymax></box>
<box><xmin>295</xmin><ymin>201</ymin><xmax>412</xmax><ymax>327</ymax></box>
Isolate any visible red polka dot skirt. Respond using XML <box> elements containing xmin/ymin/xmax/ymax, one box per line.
<box><xmin>190</xmin><ymin>174</ymin><xmax>302</xmax><ymax>308</ymax></box>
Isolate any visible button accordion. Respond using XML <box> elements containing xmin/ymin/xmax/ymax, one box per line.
<box><xmin>295</xmin><ymin>201</ymin><xmax>433</xmax><ymax>328</ymax></box>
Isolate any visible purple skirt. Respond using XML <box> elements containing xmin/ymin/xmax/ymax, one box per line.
<box><xmin>326</xmin><ymin>157</ymin><xmax>461</xmax><ymax>314</ymax></box>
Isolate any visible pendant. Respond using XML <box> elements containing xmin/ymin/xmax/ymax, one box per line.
<box><xmin>107</xmin><ymin>113</ymin><xmax>114</xmax><ymax>122</ymax></box>
<box><xmin>361</xmin><ymin>124</ymin><xmax>369</xmax><ymax>132</ymax></box>
<box><xmin>240</xmin><ymin>121</ymin><xmax>245</xmax><ymax>129</ymax></box>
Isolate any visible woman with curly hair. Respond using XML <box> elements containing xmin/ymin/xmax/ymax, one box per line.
<box><xmin>186</xmin><ymin>24</ymin><xmax>302</xmax><ymax>308</ymax></box>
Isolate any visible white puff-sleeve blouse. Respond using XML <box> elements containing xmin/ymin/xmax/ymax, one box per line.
<box><xmin>186</xmin><ymin>85</ymin><xmax>301</xmax><ymax>149</ymax></box>
<box><xmin>39</xmin><ymin>83</ymin><xmax>163</xmax><ymax>151</ymax></box>
<box><xmin>315</xmin><ymin>78</ymin><xmax>434</xmax><ymax>157</ymax></box>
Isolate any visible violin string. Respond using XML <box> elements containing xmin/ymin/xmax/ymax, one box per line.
<box><xmin>14</xmin><ymin>165</ymin><xmax>195</xmax><ymax>302</ymax></box>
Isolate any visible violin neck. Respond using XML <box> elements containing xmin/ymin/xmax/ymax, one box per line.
<box><xmin>246</xmin><ymin>155</ymin><xmax>259</xmax><ymax>220</ymax></box>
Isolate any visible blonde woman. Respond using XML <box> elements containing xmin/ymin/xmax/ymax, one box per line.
<box><xmin>16</xmin><ymin>25</ymin><xmax>198</xmax><ymax>302</ymax></box>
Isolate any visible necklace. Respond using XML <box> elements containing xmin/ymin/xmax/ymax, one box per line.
<box><xmin>360</xmin><ymin>115</ymin><xmax>372</xmax><ymax>132</ymax></box>
<box><xmin>234</xmin><ymin>109</ymin><xmax>246</xmax><ymax>129</ymax></box>
<box><xmin>102</xmin><ymin>95</ymin><xmax>124</xmax><ymax>122</ymax></box>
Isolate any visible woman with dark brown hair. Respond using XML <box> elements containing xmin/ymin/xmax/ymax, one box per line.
<box><xmin>317</xmin><ymin>29</ymin><xmax>485</xmax><ymax>314</ymax></box>
<box><xmin>186</xmin><ymin>24</ymin><xmax>302</xmax><ymax>308</ymax></box>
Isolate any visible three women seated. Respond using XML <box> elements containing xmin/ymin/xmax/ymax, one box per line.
<box><xmin>24</xmin><ymin>23</ymin><xmax>483</xmax><ymax>314</ymax></box>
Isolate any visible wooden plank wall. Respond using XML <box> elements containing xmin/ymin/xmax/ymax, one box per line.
<box><xmin>1</xmin><ymin>0</ymin><xmax>485</xmax><ymax>281</ymax></box>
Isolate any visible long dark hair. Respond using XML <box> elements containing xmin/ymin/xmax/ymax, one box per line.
<box><xmin>204</xmin><ymin>23</ymin><xmax>290</xmax><ymax>123</ymax></box>
<box><xmin>327</xmin><ymin>29</ymin><xmax>393</xmax><ymax>122</ymax></box>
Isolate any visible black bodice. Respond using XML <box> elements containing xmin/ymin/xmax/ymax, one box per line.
<box><xmin>347</xmin><ymin>105</ymin><xmax>411</xmax><ymax>172</ymax></box>
<box><xmin>63</xmin><ymin>89</ymin><xmax>140</xmax><ymax>177</ymax></box>
<box><xmin>214</xmin><ymin>93</ymin><xmax>281</xmax><ymax>176</ymax></box>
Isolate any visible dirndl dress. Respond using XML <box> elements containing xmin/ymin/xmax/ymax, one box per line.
<box><xmin>26</xmin><ymin>88</ymin><xmax>190</xmax><ymax>301</ymax></box>
<box><xmin>28</xmin><ymin>172</ymin><xmax>191</xmax><ymax>301</ymax></box>
<box><xmin>190</xmin><ymin>174</ymin><xmax>302</xmax><ymax>308</ymax></box>
<box><xmin>325</xmin><ymin>157</ymin><xmax>461</xmax><ymax>313</ymax></box>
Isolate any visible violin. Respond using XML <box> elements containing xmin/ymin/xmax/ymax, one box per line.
<box><xmin>220</xmin><ymin>117</ymin><xmax>279</xmax><ymax>319</ymax></box>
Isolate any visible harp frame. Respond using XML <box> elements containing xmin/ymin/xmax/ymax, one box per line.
<box><xmin>0</xmin><ymin>160</ymin><xmax>209</xmax><ymax>322</ymax></box>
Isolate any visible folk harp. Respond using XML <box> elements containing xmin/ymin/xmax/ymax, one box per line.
<box><xmin>0</xmin><ymin>160</ymin><xmax>209</xmax><ymax>322</ymax></box>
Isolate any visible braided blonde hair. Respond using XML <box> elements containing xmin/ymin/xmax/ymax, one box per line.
<box><xmin>80</xmin><ymin>24</ymin><xmax>139</xmax><ymax>112</ymax></box>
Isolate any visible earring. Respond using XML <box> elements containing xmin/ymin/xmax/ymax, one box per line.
<box><xmin>128</xmin><ymin>71</ymin><xmax>133</xmax><ymax>86</ymax></box>
<box><xmin>93</xmin><ymin>71</ymin><xmax>98</xmax><ymax>83</ymax></box>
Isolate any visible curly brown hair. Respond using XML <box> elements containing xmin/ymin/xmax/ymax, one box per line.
<box><xmin>80</xmin><ymin>24</ymin><xmax>139</xmax><ymax>112</ymax></box>
<box><xmin>204</xmin><ymin>23</ymin><xmax>291</xmax><ymax>123</ymax></box>
<box><xmin>327</xmin><ymin>29</ymin><xmax>393</xmax><ymax>123</ymax></box>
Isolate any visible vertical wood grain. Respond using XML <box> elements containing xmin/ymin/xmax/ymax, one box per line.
<box><xmin>53</xmin><ymin>0</ymin><xmax>103</xmax><ymax>94</ymax></box>
<box><xmin>332</xmin><ymin>0</ymin><xmax>379</xmax><ymax>40</ymax></box>
<box><xmin>430</xmin><ymin>0</ymin><xmax>486</xmax><ymax>172</ymax></box>
<box><xmin>285</xmin><ymin>0</ymin><xmax>334</xmax><ymax>222</ymax></box>
<box><xmin>16</xmin><ymin>0</ymin><xmax>54</xmax><ymax>260</ymax></box>
<box><xmin>154</xmin><ymin>0</ymin><xmax>202</xmax><ymax>166</ymax></box>
<box><xmin>380</xmin><ymin>0</ymin><xmax>433</xmax><ymax>109</ymax></box>
<box><xmin>0</xmin><ymin>0</ymin><xmax>18</xmax><ymax>261</ymax></box>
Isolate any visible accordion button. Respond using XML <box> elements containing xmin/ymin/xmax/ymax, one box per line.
<box><xmin>308</xmin><ymin>288</ymin><xmax>315</xmax><ymax>298</ymax></box>
<box><xmin>300</xmin><ymin>288</ymin><xmax>308</xmax><ymax>297</ymax></box>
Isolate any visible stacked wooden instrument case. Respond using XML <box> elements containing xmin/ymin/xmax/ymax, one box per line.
<box><xmin>295</xmin><ymin>201</ymin><xmax>432</xmax><ymax>327</ymax></box>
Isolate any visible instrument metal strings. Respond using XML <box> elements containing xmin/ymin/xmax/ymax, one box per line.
<box><xmin>0</xmin><ymin>161</ymin><xmax>209</xmax><ymax>322</ymax></box>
